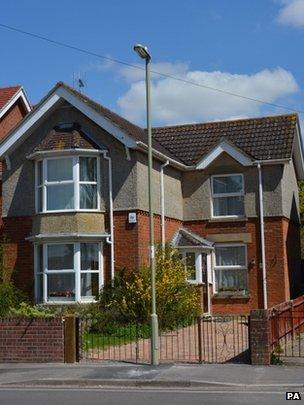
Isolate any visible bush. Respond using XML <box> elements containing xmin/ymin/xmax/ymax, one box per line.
<box><xmin>0</xmin><ymin>282</ymin><xmax>27</xmax><ymax>317</ymax></box>
<box><xmin>9</xmin><ymin>302</ymin><xmax>56</xmax><ymax>318</ymax></box>
<box><xmin>96</xmin><ymin>245</ymin><xmax>201</xmax><ymax>330</ymax></box>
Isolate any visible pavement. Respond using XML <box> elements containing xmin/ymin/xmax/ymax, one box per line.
<box><xmin>0</xmin><ymin>362</ymin><xmax>303</xmax><ymax>390</ymax></box>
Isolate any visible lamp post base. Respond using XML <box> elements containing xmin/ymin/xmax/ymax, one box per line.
<box><xmin>151</xmin><ymin>313</ymin><xmax>159</xmax><ymax>365</ymax></box>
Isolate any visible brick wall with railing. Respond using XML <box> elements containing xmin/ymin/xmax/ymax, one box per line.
<box><xmin>250</xmin><ymin>295</ymin><xmax>304</xmax><ymax>365</ymax></box>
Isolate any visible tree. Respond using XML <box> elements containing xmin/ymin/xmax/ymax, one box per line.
<box><xmin>96</xmin><ymin>245</ymin><xmax>201</xmax><ymax>330</ymax></box>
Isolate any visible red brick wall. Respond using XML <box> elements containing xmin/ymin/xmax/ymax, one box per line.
<box><xmin>1</xmin><ymin>217</ymin><xmax>33</xmax><ymax>298</ymax></box>
<box><xmin>0</xmin><ymin>317</ymin><xmax>64</xmax><ymax>363</ymax></box>
<box><xmin>112</xmin><ymin>210</ymin><xmax>182</xmax><ymax>277</ymax></box>
<box><xmin>0</xmin><ymin>99</ymin><xmax>26</xmax><ymax>141</ymax></box>
<box><xmin>184</xmin><ymin>217</ymin><xmax>300</xmax><ymax>314</ymax></box>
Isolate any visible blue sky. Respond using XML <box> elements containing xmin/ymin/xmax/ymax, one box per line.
<box><xmin>1</xmin><ymin>0</ymin><xmax>304</xmax><ymax>127</ymax></box>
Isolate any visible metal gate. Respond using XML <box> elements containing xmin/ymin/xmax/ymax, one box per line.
<box><xmin>79</xmin><ymin>315</ymin><xmax>249</xmax><ymax>364</ymax></box>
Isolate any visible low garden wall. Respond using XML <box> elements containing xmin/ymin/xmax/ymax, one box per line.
<box><xmin>250</xmin><ymin>295</ymin><xmax>304</xmax><ymax>365</ymax></box>
<box><xmin>0</xmin><ymin>317</ymin><xmax>65</xmax><ymax>363</ymax></box>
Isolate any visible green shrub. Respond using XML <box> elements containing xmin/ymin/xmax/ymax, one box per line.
<box><xmin>0</xmin><ymin>282</ymin><xmax>27</xmax><ymax>317</ymax></box>
<box><xmin>96</xmin><ymin>245</ymin><xmax>201</xmax><ymax>330</ymax></box>
<box><xmin>9</xmin><ymin>302</ymin><xmax>55</xmax><ymax>318</ymax></box>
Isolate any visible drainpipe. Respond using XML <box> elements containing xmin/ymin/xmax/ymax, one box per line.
<box><xmin>160</xmin><ymin>160</ymin><xmax>169</xmax><ymax>250</ymax></box>
<box><xmin>257</xmin><ymin>163</ymin><xmax>268</xmax><ymax>309</ymax></box>
<box><xmin>101</xmin><ymin>151</ymin><xmax>115</xmax><ymax>283</ymax></box>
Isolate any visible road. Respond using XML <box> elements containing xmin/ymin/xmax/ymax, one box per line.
<box><xmin>0</xmin><ymin>387</ymin><xmax>296</xmax><ymax>405</ymax></box>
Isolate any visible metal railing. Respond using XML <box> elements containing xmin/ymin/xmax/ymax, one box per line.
<box><xmin>79</xmin><ymin>315</ymin><xmax>249</xmax><ymax>364</ymax></box>
<box><xmin>269</xmin><ymin>296</ymin><xmax>304</xmax><ymax>358</ymax></box>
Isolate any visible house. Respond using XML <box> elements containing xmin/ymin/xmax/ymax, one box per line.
<box><xmin>0</xmin><ymin>85</ymin><xmax>31</xmax><ymax>141</ymax></box>
<box><xmin>0</xmin><ymin>81</ymin><xmax>302</xmax><ymax>315</ymax></box>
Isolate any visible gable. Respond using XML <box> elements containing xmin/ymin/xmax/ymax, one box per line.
<box><xmin>196</xmin><ymin>140</ymin><xmax>252</xmax><ymax>170</ymax></box>
<box><xmin>0</xmin><ymin>84</ymin><xmax>137</xmax><ymax>160</ymax></box>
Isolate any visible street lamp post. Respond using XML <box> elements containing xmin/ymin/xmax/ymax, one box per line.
<box><xmin>133</xmin><ymin>44</ymin><xmax>159</xmax><ymax>366</ymax></box>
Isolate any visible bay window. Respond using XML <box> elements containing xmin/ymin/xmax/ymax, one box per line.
<box><xmin>35</xmin><ymin>155</ymin><xmax>99</xmax><ymax>212</ymax></box>
<box><xmin>214</xmin><ymin>244</ymin><xmax>247</xmax><ymax>294</ymax></box>
<box><xmin>180</xmin><ymin>251</ymin><xmax>210</xmax><ymax>284</ymax></box>
<box><xmin>35</xmin><ymin>242</ymin><xmax>102</xmax><ymax>303</ymax></box>
<box><xmin>211</xmin><ymin>174</ymin><xmax>244</xmax><ymax>217</ymax></box>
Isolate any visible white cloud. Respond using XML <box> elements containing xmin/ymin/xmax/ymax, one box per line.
<box><xmin>277</xmin><ymin>0</ymin><xmax>304</xmax><ymax>28</ymax></box>
<box><xmin>119</xmin><ymin>61</ymin><xmax>189</xmax><ymax>82</ymax></box>
<box><xmin>117</xmin><ymin>65</ymin><xmax>299</xmax><ymax>126</ymax></box>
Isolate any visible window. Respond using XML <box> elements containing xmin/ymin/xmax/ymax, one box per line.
<box><xmin>211</xmin><ymin>174</ymin><xmax>244</xmax><ymax>217</ymax></box>
<box><xmin>35</xmin><ymin>242</ymin><xmax>102</xmax><ymax>303</ymax></box>
<box><xmin>214</xmin><ymin>244</ymin><xmax>247</xmax><ymax>293</ymax></box>
<box><xmin>180</xmin><ymin>251</ymin><xmax>209</xmax><ymax>284</ymax></box>
<box><xmin>35</xmin><ymin>156</ymin><xmax>99</xmax><ymax>212</ymax></box>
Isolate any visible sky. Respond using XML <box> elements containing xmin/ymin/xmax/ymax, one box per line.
<box><xmin>1</xmin><ymin>0</ymin><xmax>304</xmax><ymax>128</ymax></box>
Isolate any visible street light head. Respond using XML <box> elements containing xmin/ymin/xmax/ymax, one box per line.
<box><xmin>133</xmin><ymin>44</ymin><xmax>151</xmax><ymax>60</ymax></box>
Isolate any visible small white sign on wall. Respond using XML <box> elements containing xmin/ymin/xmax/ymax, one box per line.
<box><xmin>128</xmin><ymin>212</ymin><xmax>137</xmax><ymax>224</ymax></box>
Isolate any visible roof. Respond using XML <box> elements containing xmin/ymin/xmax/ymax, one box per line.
<box><xmin>151</xmin><ymin>114</ymin><xmax>299</xmax><ymax>165</ymax></box>
<box><xmin>55</xmin><ymin>82</ymin><xmax>180</xmax><ymax>162</ymax></box>
<box><xmin>0</xmin><ymin>81</ymin><xmax>302</xmax><ymax>176</ymax></box>
<box><xmin>33</xmin><ymin>123</ymin><xmax>99</xmax><ymax>152</ymax></box>
<box><xmin>0</xmin><ymin>86</ymin><xmax>22</xmax><ymax>110</ymax></box>
<box><xmin>172</xmin><ymin>228</ymin><xmax>213</xmax><ymax>248</ymax></box>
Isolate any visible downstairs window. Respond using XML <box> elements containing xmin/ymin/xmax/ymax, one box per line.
<box><xmin>214</xmin><ymin>244</ymin><xmax>248</xmax><ymax>294</ymax></box>
<box><xmin>35</xmin><ymin>242</ymin><xmax>102</xmax><ymax>303</ymax></box>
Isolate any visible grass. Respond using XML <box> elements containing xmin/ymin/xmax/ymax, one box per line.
<box><xmin>82</xmin><ymin>324</ymin><xmax>151</xmax><ymax>350</ymax></box>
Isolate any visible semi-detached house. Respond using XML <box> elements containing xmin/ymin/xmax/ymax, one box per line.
<box><xmin>0</xmin><ymin>81</ymin><xmax>303</xmax><ymax>315</ymax></box>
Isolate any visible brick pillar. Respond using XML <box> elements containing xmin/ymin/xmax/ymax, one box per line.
<box><xmin>250</xmin><ymin>309</ymin><xmax>271</xmax><ymax>365</ymax></box>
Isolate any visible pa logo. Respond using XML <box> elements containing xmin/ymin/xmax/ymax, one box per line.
<box><xmin>286</xmin><ymin>392</ymin><xmax>302</xmax><ymax>400</ymax></box>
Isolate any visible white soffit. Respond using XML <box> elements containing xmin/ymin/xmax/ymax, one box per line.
<box><xmin>196</xmin><ymin>140</ymin><xmax>252</xmax><ymax>170</ymax></box>
<box><xmin>0</xmin><ymin>85</ymin><xmax>137</xmax><ymax>158</ymax></box>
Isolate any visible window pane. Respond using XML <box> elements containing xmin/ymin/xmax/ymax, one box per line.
<box><xmin>213</xmin><ymin>196</ymin><xmax>244</xmax><ymax>216</ymax></box>
<box><xmin>37</xmin><ymin>161</ymin><xmax>43</xmax><ymax>185</ymax></box>
<box><xmin>47</xmin><ymin>273</ymin><xmax>75</xmax><ymax>301</ymax></box>
<box><xmin>81</xmin><ymin>273</ymin><xmax>99</xmax><ymax>298</ymax></box>
<box><xmin>213</xmin><ymin>175</ymin><xmax>243</xmax><ymax>194</ymax></box>
<box><xmin>80</xmin><ymin>157</ymin><xmax>97</xmax><ymax>182</ymax></box>
<box><xmin>36</xmin><ymin>245</ymin><xmax>43</xmax><ymax>272</ymax></box>
<box><xmin>186</xmin><ymin>252</ymin><xmax>196</xmax><ymax>281</ymax></box>
<box><xmin>215</xmin><ymin>245</ymin><xmax>246</xmax><ymax>266</ymax></box>
<box><xmin>47</xmin><ymin>158</ymin><xmax>73</xmax><ymax>181</ymax></box>
<box><xmin>47</xmin><ymin>184</ymin><xmax>74</xmax><ymax>210</ymax></box>
<box><xmin>47</xmin><ymin>244</ymin><xmax>74</xmax><ymax>270</ymax></box>
<box><xmin>215</xmin><ymin>269</ymin><xmax>247</xmax><ymax>292</ymax></box>
<box><xmin>37</xmin><ymin>187</ymin><xmax>43</xmax><ymax>212</ymax></box>
<box><xmin>36</xmin><ymin>274</ymin><xmax>43</xmax><ymax>303</ymax></box>
<box><xmin>81</xmin><ymin>243</ymin><xmax>99</xmax><ymax>271</ymax></box>
<box><xmin>80</xmin><ymin>184</ymin><xmax>97</xmax><ymax>209</ymax></box>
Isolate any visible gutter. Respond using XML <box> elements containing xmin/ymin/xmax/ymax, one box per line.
<box><xmin>160</xmin><ymin>160</ymin><xmax>169</xmax><ymax>250</ymax></box>
<box><xmin>101</xmin><ymin>151</ymin><xmax>115</xmax><ymax>283</ymax></box>
<box><xmin>257</xmin><ymin>163</ymin><xmax>268</xmax><ymax>309</ymax></box>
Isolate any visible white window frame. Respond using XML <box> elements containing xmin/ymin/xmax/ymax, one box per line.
<box><xmin>210</xmin><ymin>173</ymin><xmax>245</xmax><ymax>219</ymax></box>
<box><xmin>180</xmin><ymin>250</ymin><xmax>212</xmax><ymax>285</ymax></box>
<box><xmin>35</xmin><ymin>155</ymin><xmax>101</xmax><ymax>213</ymax></box>
<box><xmin>34</xmin><ymin>241</ymin><xmax>103</xmax><ymax>304</ymax></box>
<box><xmin>213</xmin><ymin>243</ymin><xmax>248</xmax><ymax>294</ymax></box>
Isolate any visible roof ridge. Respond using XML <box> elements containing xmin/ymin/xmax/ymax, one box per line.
<box><xmin>151</xmin><ymin>112</ymin><xmax>298</xmax><ymax>131</ymax></box>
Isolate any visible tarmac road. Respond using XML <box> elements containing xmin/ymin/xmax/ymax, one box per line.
<box><xmin>0</xmin><ymin>386</ymin><xmax>297</xmax><ymax>405</ymax></box>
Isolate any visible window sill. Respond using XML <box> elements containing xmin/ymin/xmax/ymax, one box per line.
<box><xmin>36</xmin><ymin>210</ymin><xmax>102</xmax><ymax>215</ymax></box>
<box><xmin>208</xmin><ymin>217</ymin><xmax>247</xmax><ymax>223</ymax></box>
<box><xmin>212</xmin><ymin>292</ymin><xmax>250</xmax><ymax>300</ymax></box>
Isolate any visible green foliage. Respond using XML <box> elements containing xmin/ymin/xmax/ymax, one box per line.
<box><xmin>9</xmin><ymin>302</ymin><xmax>55</xmax><ymax>318</ymax></box>
<box><xmin>96</xmin><ymin>245</ymin><xmax>201</xmax><ymax>330</ymax></box>
<box><xmin>270</xmin><ymin>344</ymin><xmax>283</xmax><ymax>365</ymax></box>
<box><xmin>0</xmin><ymin>282</ymin><xmax>27</xmax><ymax>317</ymax></box>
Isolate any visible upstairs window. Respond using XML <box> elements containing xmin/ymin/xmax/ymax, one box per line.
<box><xmin>35</xmin><ymin>156</ymin><xmax>99</xmax><ymax>212</ymax></box>
<box><xmin>211</xmin><ymin>174</ymin><xmax>244</xmax><ymax>217</ymax></box>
